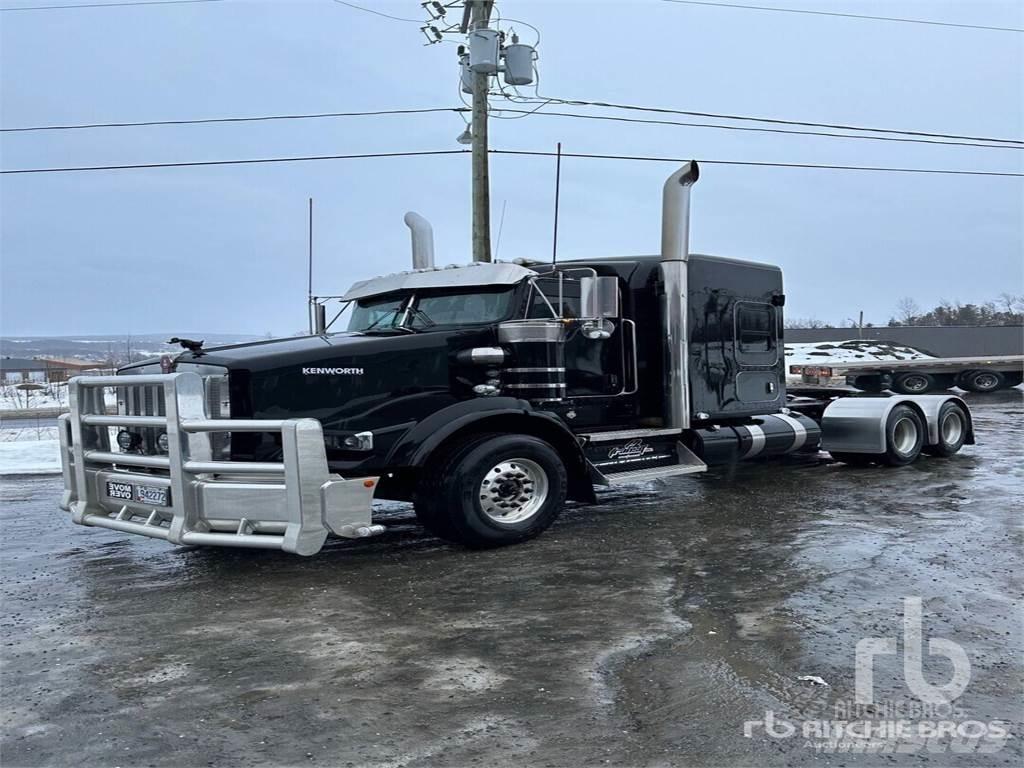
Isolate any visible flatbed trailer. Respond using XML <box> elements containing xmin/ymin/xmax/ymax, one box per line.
<box><xmin>791</xmin><ymin>354</ymin><xmax>1023</xmax><ymax>394</ymax></box>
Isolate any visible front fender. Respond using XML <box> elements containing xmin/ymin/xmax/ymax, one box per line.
<box><xmin>385</xmin><ymin>397</ymin><xmax>566</xmax><ymax>467</ymax></box>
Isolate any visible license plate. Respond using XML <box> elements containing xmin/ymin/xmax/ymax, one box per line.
<box><xmin>105</xmin><ymin>481</ymin><xmax>169</xmax><ymax>507</ymax></box>
<box><xmin>135</xmin><ymin>485</ymin><xmax>169</xmax><ymax>507</ymax></box>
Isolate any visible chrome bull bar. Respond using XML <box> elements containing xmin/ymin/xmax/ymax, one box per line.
<box><xmin>59</xmin><ymin>372</ymin><xmax>381</xmax><ymax>556</ymax></box>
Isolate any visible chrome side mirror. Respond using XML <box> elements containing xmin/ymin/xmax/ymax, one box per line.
<box><xmin>580</xmin><ymin>276</ymin><xmax>620</xmax><ymax>319</ymax></box>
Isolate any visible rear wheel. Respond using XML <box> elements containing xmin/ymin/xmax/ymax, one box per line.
<box><xmin>891</xmin><ymin>372</ymin><xmax>935</xmax><ymax>394</ymax></box>
<box><xmin>958</xmin><ymin>369</ymin><xmax>1005</xmax><ymax>393</ymax></box>
<box><xmin>831</xmin><ymin>404</ymin><xmax>924</xmax><ymax>467</ymax></box>
<box><xmin>880</xmin><ymin>404</ymin><xmax>924</xmax><ymax>466</ymax></box>
<box><xmin>923</xmin><ymin>402</ymin><xmax>968</xmax><ymax>457</ymax></box>
<box><xmin>414</xmin><ymin>434</ymin><xmax>567</xmax><ymax>548</ymax></box>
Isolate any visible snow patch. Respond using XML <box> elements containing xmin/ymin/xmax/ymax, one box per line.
<box><xmin>0</xmin><ymin>439</ymin><xmax>61</xmax><ymax>475</ymax></box>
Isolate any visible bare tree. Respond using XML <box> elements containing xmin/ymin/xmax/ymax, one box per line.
<box><xmin>894</xmin><ymin>297</ymin><xmax>920</xmax><ymax>325</ymax></box>
<box><xmin>998</xmin><ymin>292</ymin><xmax>1023</xmax><ymax>314</ymax></box>
<box><xmin>784</xmin><ymin>317</ymin><xmax>829</xmax><ymax>329</ymax></box>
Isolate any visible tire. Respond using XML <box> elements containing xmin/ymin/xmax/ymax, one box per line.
<box><xmin>414</xmin><ymin>434</ymin><xmax>567</xmax><ymax>548</ymax></box>
<box><xmin>923</xmin><ymin>401</ymin><xmax>968</xmax><ymax>457</ymax></box>
<box><xmin>891</xmin><ymin>372</ymin><xmax>936</xmax><ymax>395</ymax></box>
<box><xmin>880</xmin><ymin>404</ymin><xmax>925</xmax><ymax>466</ymax></box>
<box><xmin>958</xmin><ymin>369</ymin><xmax>1005</xmax><ymax>393</ymax></box>
<box><xmin>830</xmin><ymin>451</ymin><xmax>878</xmax><ymax>466</ymax></box>
<box><xmin>414</xmin><ymin>433</ymin><xmax>498</xmax><ymax>539</ymax></box>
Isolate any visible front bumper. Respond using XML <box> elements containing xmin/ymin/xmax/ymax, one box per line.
<box><xmin>59</xmin><ymin>372</ymin><xmax>381</xmax><ymax>555</ymax></box>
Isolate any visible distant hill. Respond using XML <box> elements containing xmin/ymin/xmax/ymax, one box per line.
<box><xmin>0</xmin><ymin>334</ymin><xmax>262</xmax><ymax>366</ymax></box>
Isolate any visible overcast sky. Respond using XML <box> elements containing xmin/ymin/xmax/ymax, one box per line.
<box><xmin>1</xmin><ymin>0</ymin><xmax>1021</xmax><ymax>337</ymax></box>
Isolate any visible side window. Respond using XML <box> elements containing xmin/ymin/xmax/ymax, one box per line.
<box><xmin>734</xmin><ymin>301</ymin><xmax>777</xmax><ymax>363</ymax></box>
<box><xmin>526</xmin><ymin>278</ymin><xmax>581</xmax><ymax>318</ymax></box>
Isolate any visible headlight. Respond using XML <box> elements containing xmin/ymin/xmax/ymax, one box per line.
<box><xmin>117</xmin><ymin>430</ymin><xmax>141</xmax><ymax>451</ymax></box>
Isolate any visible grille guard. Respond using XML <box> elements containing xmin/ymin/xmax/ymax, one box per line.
<box><xmin>59</xmin><ymin>372</ymin><xmax>380</xmax><ymax>555</ymax></box>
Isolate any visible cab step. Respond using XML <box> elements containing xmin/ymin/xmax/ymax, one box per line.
<box><xmin>606</xmin><ymin>461</ymin><xmax>706</xmax><ymax>485</ymax></box>
<box><xmin>586</xmin><ymin>434</ymin><xmax>707</xmax><ymax>486</ymax></box>
<box><xmin>582</xmin><ymin>427</ymin><xmax>682</xmax><ymax>443</ymax></box>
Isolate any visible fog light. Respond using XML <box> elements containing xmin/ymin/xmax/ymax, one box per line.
<box><xmin>156</xmin><ymin>432</ymin><xmax>170</xmax><ymax>452</ymax></box>
<box><xmin>117</xmin><ymin>430</ymin><xmax>141</xmax><ymax>451</ymax></box>
<box><xmin>341</xmin><ymin>431</ymin><xmax>374</xmax><ymax>451</ymax></box>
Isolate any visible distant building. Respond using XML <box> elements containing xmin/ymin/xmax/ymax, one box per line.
<box><xmin>0</xmin><ymin>356</ymin><xmax>109</xmax><ymax>384</ymax></box>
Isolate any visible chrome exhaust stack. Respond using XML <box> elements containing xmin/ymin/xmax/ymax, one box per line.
<box><xmin>660</xmin><ymin>161</ymin><xmax>700</xmax><ymax>430</ymax></box>
<box><xmin>403</xmin><ymin>211</ymin><xmax>436</xmax><ymax>270</ymax></box>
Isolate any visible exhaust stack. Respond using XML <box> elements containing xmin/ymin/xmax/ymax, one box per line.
<box><xmin>660</xmin><ymin>161</ymin><xmax>700</xmax><ymax>431</ymax></box>
<box><xmin>404</xmin><ymin>211</ymin><xmax>435</xmax><ymax>270</ymax></box>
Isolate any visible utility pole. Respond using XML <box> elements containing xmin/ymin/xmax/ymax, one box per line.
<box><xmin>469</xmin><ymin>0</ymin><xmax>493</xmax><ymax>263</ymax></box>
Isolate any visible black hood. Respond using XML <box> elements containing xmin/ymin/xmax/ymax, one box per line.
<box><xmin>125</xmin><ymin>332</ymin><xmax>447</xmax><ymax>374</ymax></box>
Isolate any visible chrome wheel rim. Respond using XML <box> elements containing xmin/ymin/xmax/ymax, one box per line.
<box><xmin>892</xmin><ymin>417</ymin><xmax>918</xmax><ymax>455</ymax></box>
<box><xmin>973</xmin><ymin>373</ymin><xmax>998</xmax><ymax>391</ymax></box>
<box><xmin>941</xmin><ymin>410</ymin><xmax>964</xmax><ymax>445</ymax></box>
<box><xmin>902</xmin><ymin>375</ymin><xmax>929</xmax><ymax>392</ymax></box>
<box><xmin>479</xmin><ymin>458</ymin><xmax>549</xmax><ymax>524</ymax></box>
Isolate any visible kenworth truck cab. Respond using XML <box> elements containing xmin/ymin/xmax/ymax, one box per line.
<box><xmin>59</xmin><ymin>162</ymin><xmax>975</xmax><ymax>555</ymax></box>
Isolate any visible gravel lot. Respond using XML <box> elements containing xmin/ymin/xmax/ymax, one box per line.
<box><xmin>1</xmin><ymin>391</ymin><xmax>1021</xmax><ymax>767</ymax></box>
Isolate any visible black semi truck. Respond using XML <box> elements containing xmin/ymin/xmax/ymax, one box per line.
<box><xmin>59</xmin><ymin>162</ymin><xmax>975</xmax><ymax>555</ymax></box>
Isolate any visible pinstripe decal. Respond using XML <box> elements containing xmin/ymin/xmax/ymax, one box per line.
<box><xmin>742</xmin><ymin>424</ymin><xmax>766</xmax><ymax>458</ymax></box>
<box><xmin>771</xmin><ymin>413</ymin><xmax>808</xmax><ymax>451</ymax></box>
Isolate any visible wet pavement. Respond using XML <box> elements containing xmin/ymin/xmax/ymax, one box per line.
<box><xmin>1</xmin><ymin>392</ymin><xmax>1022</xmax><ymax>767</ymax></box>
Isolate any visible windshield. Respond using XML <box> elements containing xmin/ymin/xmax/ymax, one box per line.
<box><xmin>347</xmin><ymin>288</ymin><xmax>516</xmax><ymax>332</ymax></box>
<box><xmin>348</xmin><ymin>295</ymin><xmax>406</xmax><ymax>332</ymax></box>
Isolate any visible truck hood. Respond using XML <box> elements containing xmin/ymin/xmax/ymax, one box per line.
<box><xmin>124</xmin><ymin>332</ymin><xmax>444</xmax><ymax>374</ymax></box>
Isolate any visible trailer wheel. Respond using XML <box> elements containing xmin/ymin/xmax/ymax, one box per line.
<box><xmin>415</xmin><ymin>434</ymin><xmax>567</xmax><ymax>548</ymax></box>
<box><xmin>892</xmin><ymin>372</ymin><xmax>935</xmax><ymax>394</ymax></box>
<box><xmin>880</xmin><ymin>404</ymin><xmax>924</xmax><ymax>466</ymax></box>
<box><xmin>1002</xmin><ymin>371</ymin><xmax>1023</xmax><ymax>388</ymax></box>
<box><xmin>958</xmin><ymin>369</ymin><xmax>1004</xmax><ymax>393</ymax></box>
<box><xmin>923</xmin><ymin>402</ymin><xmax>968</xmax><ymax>457</ymax></box>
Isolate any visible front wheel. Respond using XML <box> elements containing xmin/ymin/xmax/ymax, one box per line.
<box><xmin>415</xmin><ymin>434</ymin><xmax>567</xmax><ymax>548</ymax></box>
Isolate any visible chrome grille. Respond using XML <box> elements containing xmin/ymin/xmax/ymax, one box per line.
<box><xmin>117</xmin><ymin>364</ymin><xmax>230</xmax><ymax>459</ymax></box>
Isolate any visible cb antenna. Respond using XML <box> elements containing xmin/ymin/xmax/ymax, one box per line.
<box><xmin>551</xmin><ymin>142</ymin><xmax>562</xmax><ymax>264</ymax></box>
<box><xmin>307</xmin><ymin>197</ymin><xmax>314</xmax><ymax>334</ymax></box>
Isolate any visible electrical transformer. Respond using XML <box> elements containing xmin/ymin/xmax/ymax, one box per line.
<box><xmin>503</xmin><ymin>43</ymin><xmax>534</xmax><ymax>85</ymax></box>
<box><xmin>468</xmin><ymin>28</ymin><xmax>500</xmax><ymax>73</ymax></box>
<box><xmin>459</xmin><ymin>53</ymin><xmax>473</xmax><ymax>94</ymax></box>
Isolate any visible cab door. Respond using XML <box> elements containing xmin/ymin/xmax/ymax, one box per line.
<box><xmin>526</xmin><ymin>277</ymin><xmax>625</xmax><ymax>397</ymax></box>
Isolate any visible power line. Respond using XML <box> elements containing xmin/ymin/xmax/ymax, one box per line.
<box><xmin>495</xmin><ymin>94</ymin><xmax>1024</xmax><ymax>146</ymax></box>
<box><xmin>1</xmin><ymin>107</ymin><xmax>466</xmax><ymax>133</ymax></box>
<box><xmin>2</xmin><ymin>147</ymin><xmax>1021</xmax><ymax>177</ymax></box>
<box><xmin>489</xmin><ymin>107</ymin><xmax>1023</xmax><ymax>151</ymax></box>
<box><xmin>330</xmin><ymin>0</ymin><xmax>422</xmax><ymax>24</ymax></box>
<box><xmin>492</xmin><ymin>149</ymin><xmax>1024</xmax><ymax>177</ymax></box>
<box><xmin>1</xmin><ymin>0</ymin><xmax>223</xmax><ymax>11</ymax></box>
<box><xmin>661</xmin><ymin>0</ymin><xmax>1024</xmax><ymax>33</ymax></box>
<box><xmin>0</xmin><ymin>150</ymin><xmax>469</xmax><ymax>174</ymax></box>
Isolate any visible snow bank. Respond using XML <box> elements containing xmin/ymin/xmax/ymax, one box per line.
<box><xmin>0</xmin><ymin>439</ymin><xmax>61</xmax><ymax>475</ymax></box>
<box><xmin>785</xmin><ymin>340</ymin><xmax>934</xmax><ymax>366</ymax></box>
